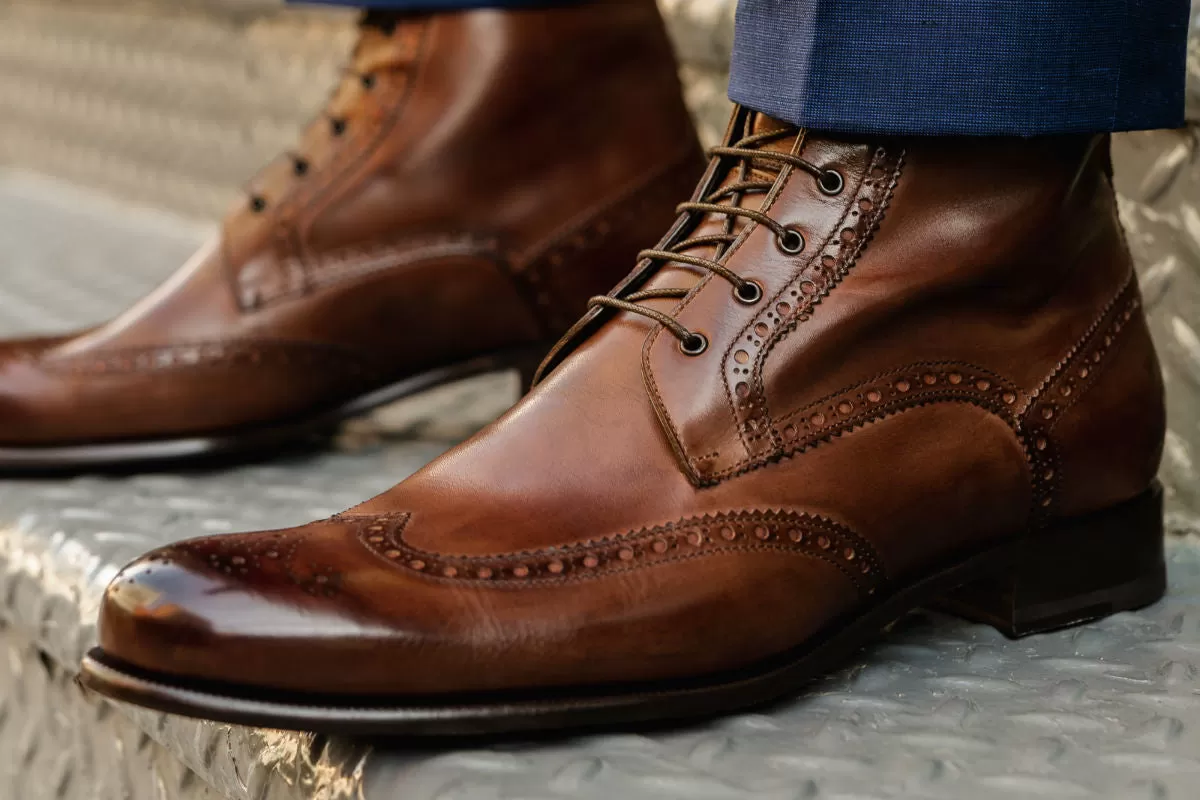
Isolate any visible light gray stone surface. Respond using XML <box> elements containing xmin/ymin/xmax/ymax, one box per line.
<box><xmin>2</xmin><ymin>170</ymin><xmax>1200</xmax><ymax>800</ymax></box>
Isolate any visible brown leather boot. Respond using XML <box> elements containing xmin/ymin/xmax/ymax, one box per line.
<box><xmin>82</xmin><ymin>108</ymin><xmax>1167</xmax><ymax>735</ymax></box>
<box><xmin>0</xmin><ymin>1</ymin><xmax>702</xmax><ymax>470</ymax></box>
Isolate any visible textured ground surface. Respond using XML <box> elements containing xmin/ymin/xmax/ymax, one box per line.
<box><xmin>2</xmin><ymin>170</ymin><xmax>1200</xmax><ymax>800</ymax></box>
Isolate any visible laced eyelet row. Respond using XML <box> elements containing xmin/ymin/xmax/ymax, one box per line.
<box><xmin>588</xmin><ymin>126</ymin><xmax>844</xmax><ymax>358</ymax></box>
<box><xmin>242</xmin><ymin>12</ymin><xmax>397</xmax><ymax>214</ymax></box>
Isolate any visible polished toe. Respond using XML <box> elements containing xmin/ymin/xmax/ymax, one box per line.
<box><xmin>95</xmin><ymin>510</ymin><xmax>861</xmax><ymax>697</ymax></box>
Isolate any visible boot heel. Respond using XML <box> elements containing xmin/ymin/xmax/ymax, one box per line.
<box><xmin>938</xmin><ymin>482</ymin><xmax>1167</xmax><ymax>638</ymax></box>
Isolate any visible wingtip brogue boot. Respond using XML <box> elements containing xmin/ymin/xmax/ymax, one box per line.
<box><xmin>82</xmin><ymin>109</ymin><xmax>1167</xmax><ymax>734</ymax></box>
<box><xmin>0</xmin><ymin>0</ymin><xmax>703</xmax><ymax>470</ymax></box>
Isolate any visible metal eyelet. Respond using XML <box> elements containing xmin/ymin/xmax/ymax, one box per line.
<box><xmin>818</xmin><ymin>169</ymin><xmax>844</xmax><ymax>196</ymax></box>
<box><xmin>679</xmin><ymin>332</ymin><xmax>709</xmax><ymax>356</ymax></box>
<box><xmin>777</xmin><ymin>227</ymin><xmax>805</xmax><ymax>255</ymax></box>
<box><xmin>734</xmin><ymin>280</ymin><xmax>763</xmax><ymax>305</ymax></box>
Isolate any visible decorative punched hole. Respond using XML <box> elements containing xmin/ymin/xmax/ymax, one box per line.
<box><xmin>735</xmin><ymin>280</ymin><xmax>764</xmax><ymax>305</ymax></box>
<box><xmin>777</xmin><ymin>227</ymin><xmax>805</xmax><ymax>255</ymax></box>
<box><xmin>361</xmin><ymin>73</ymin><xmax>377</xmax><ymax>89</ymax></box>
<box><xmin>330</xmin><ymin>118</ymin><xmax>347</xmax><ymax>136</ymax></box>
<box><xmin>819</xmin><ymin>169</ymin><xmax>845</xmax><ymax>196</ymax></box>
<box><xmin>293</xmin><ymin>159</ymin><xmax>309</xmax><ymax>176</ymax></box>
<box><xmin>680</xmin><ymin>333</ymin><xmax>709</xmax><ymax>356</ymax></box>
<box><xmin>734</xmin><ymin>349</ymin><xmax>750</xmax><ymax>365</ymax></box>
<box><xmin>249</xmin><ymin>195</ymin><xmax>267</xmax><ymax>213</ymax></box>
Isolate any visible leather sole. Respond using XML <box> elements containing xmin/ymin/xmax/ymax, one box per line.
<box><xmin>77</xmin><ymin>483</ymin><xmax>1167</xmax><ymax>736</ymax></box>
<box><xmin>0</xmin><ymin>346</ymin><xmax>546</xmax><ymax>473</ymax></box>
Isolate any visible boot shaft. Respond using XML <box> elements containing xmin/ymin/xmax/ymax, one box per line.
<box><xmin>542</xmin><ymin>110</ymin><xmax>1164</xmax><ymax>523</ymax></box>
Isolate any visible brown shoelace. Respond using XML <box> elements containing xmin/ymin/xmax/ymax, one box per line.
<box><xmin>588</xmin><ymin>127</ymin><xmax>844</xmax><ymax>355</ymax></box>
<box><xmin>244</xmin><ymin>12</ymin><xmax>411</xmax><ymax>214</ymax></box>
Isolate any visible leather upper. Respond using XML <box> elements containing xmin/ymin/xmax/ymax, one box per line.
<box><xmin>0</xmin><ymin>0</ymin><xmax>702</xmax><ymax>446</ymax></box>
<box><xmin>97</xmin><ymin>109</ymin><xmax>1166</xmax><ymax>697</ymax></box>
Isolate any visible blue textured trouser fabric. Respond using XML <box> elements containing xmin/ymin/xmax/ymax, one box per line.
<box><xmin>299</xmin><ymin>0</ymin><xmax>1191</xmax><ymax>135</ymax></box>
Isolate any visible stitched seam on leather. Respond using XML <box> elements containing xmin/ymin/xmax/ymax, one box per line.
<box><xmin>244</xmin><ymin>235</ymin><xmax>501</xmax><ymax>308</ymax></box>
<box><xmin>291</xmin><ymin>20</ymin><xmax>431</xmax><ymax>223</ymax></box>
<box><xmin>704</xmin><ymin>395</ymin><xmax>1046</xmax><ymax>504</ymax></box>
<box><xmin>1018</xmin><ymin>272</ymin><xmax>1136</xmax><ymax>418</ymax></box>
<box><xmin>719</xmin><ymin>133</ymin><xmax>812</xmax><ymax>458</ymax></box>
<box><xmin>348</xmin><ymin>508</ymin><xmax>887</xmax><ymax>595</ymax></box>
<box><xmin>774</xmin><ymin>362</ymin><xmax>1015</xmax><ymax>426</ymax></box>
<box><xmin>235</xmin><ymin>19</ymin><xmax>432</xmax><ymax>309</ymax></box>
<box><xmin>641</xmin><ymin>132</ymin><xmax>809</xmax><ymax>482</ymax></box>
<box><xmin>513</xmin><ymin>145</ymin><xmax>705</xmax><ymax>333</ymax></box>
<box><xmin>1019</xmin><ymin>277</ymin><xmax>1143</xmax><ymax>520</ymax></box>
<box><xmin>738</xmin><ymin>148</ymin><xmax>903</xmax><ymax>464</ymax></box>
<box><xmin>1044</xmin><ymin>301</ymin><xmax>1136</xmax><ymax>430</ymax></box>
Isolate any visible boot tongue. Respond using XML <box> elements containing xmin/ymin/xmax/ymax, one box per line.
<box><xmin>634</xmin><ymin>111</ymin><xmax>802</xmax><ymax>305</ymax></box>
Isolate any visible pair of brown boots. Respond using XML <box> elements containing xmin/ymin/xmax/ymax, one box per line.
<box><xmin>48</xmin><ymin>4</ymin><xmax>1165</xmax><ymax>735</ymax></box>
